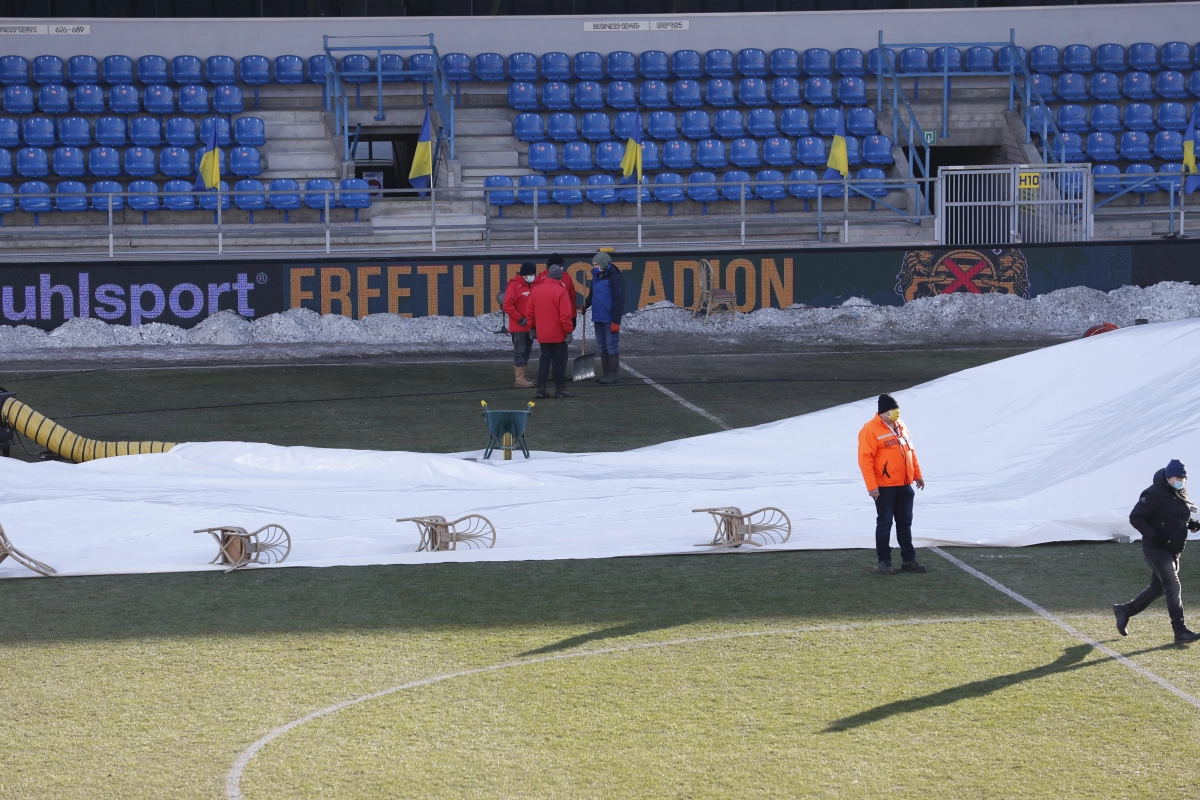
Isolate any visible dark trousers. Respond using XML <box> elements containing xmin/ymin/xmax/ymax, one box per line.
<box><xmin>1126</xmin><ymin>542</ymin><xmax>1185</xmax><ymax>628</ymax></box>
<box><xmin>593</xmin><ymin>321</ymin><xmax>620</xmax><ymax>354</ymax></box>
<box><xmin>511</xmin><ymin>331</ymin><xmax>533</xmax><ymax>367</ymax></box>
<box><xmin>875</xmin><ymin>484</ymin><xmax>916</xmax><ymax>565</ymax></box>
<box><xmin>536</xmin><ymin>341</ymin><xmax>568</xmax><ymax>389</ymax></box>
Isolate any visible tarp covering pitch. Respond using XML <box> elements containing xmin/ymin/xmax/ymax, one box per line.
<box><xmin>2</xmin><ymin>320</ymin><xmax>1196</xmax><ymax>578</ymax></box>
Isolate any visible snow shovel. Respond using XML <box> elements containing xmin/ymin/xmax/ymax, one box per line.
<box><xmin>571</xmin><ymin>316</ymin><xmax>595</xmax><ymax>381</ymax></box>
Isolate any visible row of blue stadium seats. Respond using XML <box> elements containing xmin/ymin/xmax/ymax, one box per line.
<box><xmin>0</xmin><ymin>54</ymin><xmax>300</xmax><ymax>87</ymax></box>
<box><xmin>506</xmin><ymin>76</ymin><xmax>868</xmax><ymax>111</ymax></box>
<box><xmin>0</xmin><ymin>145</ymin><xmax>263</xmax><ymax>179</ymax></box>
<box><xmin>1092</xmin><ymin>164</ymin><xmax>1191</xmax><ymax>196</ymax></box>
<box><xmin>1020</xmin><ymin>43</ymin><xmax>1200</xmax><ymax>74</ymax></box>
<box><xmin>2</xmin><ymin>83</ymin><xmax>250</xmax><ymax>115</ymax></box>
<box><xmin>1029</xmin><ymin>102</ymin><xmax>1200</xmax><ymax>135</ymax></box>
<box><xmin>0</xmin><ymin>178</ymin><xmax>370</xmax><ymax>223</ymax></box>
<box><xmin>1051</xmin><ymin>130</ymin><xmax>1195</xmax><ymax>162</ymax></box>
<box><xmin>515</xmin><ymin>107</ymin><xmax>879</xmax><ymax>143</ymax></box>
<box><xmin>1026</xmin><ymin>70</ymin><xmax>1200</xmax><ymax>103</ymax></box>
<box><xmin>523</xmin><ymin>136</ymin><xmax>894</xmax><ymax>172</ymax></box>
<box><xmin>0</xmin><ymin>115</ymin><xmax>263</xmax><ymax>148</ymax></box>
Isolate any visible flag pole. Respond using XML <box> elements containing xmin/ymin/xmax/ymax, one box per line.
<box><xmin>636</xmin><ymin>171</ymin><xmax>642</xmax><ymax>248</ymax></box>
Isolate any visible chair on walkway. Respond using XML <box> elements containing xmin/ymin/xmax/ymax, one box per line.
<box><xmin>692</xmin><ymin>506</ymin><xmax>792</xmax><ymax>549</ymax></box>
<box><xmin>692</xmin><ymin>257</ymin><xmax>737</xmax><ymax>323</ymax></box>
<box><xmin>397</xmin><ymin>514</ymin><xmax>497</xmax><ymax>551</ymax></box>
<box><xmin>194</xmin><ymin>524</ymin><xmax>291</xmax><ymax>572</ymax></box>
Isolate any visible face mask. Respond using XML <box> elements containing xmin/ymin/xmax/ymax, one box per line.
<box><xmin>592</xmin><ymin>265</ymin><xmax>603</xmax><ymax>276</ymax></box>
<box><xmin>885</xmin><ymin>409</ymin><xmax>900</xmax><ymax>422</ymax></box>
<box><xmin>523</xmin><ymin>274</ymin><xmax>535</xmax><ymax>284</ymax></box>
<box><xmin>1172</xmin><ymin>478</ymin><xmax>1187</xmax><ymax>490</ymax></box>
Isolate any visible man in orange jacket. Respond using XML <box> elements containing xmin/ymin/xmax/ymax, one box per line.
<box><xmin>857</xmin><ymin>393</ymin><xmax>927</xmax><ymax>575</ymax></box>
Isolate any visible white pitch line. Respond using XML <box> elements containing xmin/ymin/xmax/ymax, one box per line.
<box><xmin>620</xmin><ymin>360</ymin><xmax>732</xmax><ymax>431</ymax></box>
<box><xmin>224</xmin><ymin>615</ymin><xmax>1030</xmax><ymax>800</ymax></box>
<box><xmin>931</xmin><ymin>546</ymin><xmax>1200</xmax><ymax>710</ymax></box>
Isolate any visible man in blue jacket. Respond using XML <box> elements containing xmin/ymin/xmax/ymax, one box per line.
<box><xmin>582</xmin><ymin>252</ymin><xmax>625</xmax><ymax>385</ymax></box>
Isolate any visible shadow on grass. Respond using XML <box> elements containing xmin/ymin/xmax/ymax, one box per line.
<box><xmin>518</xmin><ymin>620</ymin><xmax>683</xmax><ymax>657</ymax></box>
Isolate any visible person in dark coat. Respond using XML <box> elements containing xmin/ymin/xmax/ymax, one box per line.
<box><xmin>502</xmin><ymin>262</ymin><xmax>537</xmax><ymax>388</ymax></box>
<box><xmin>527</xmin><ymin>266</ymin><xmax>575</xmax><ymax>400</ymax></box>
<box><xmin>1114</xmin><ymin>459</ymin><xmax>1200</xmax><ymax>643</ymax></box>
<box><xmin>581</xmin><ymin>252</ymin><xmax>626</xmax><ymax>385</ymax></box>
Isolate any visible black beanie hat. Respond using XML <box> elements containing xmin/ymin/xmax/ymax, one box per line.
<box><xmin>547</xmin><ymin>253</ymin><xmax>564</xmax><ymax>267</ymax></box>
<box><xmin>519</xmin><ymin>261</ymin><xmax>536</xmax><ymax>276</ymax></box>
<box><xmin>878</xmin><ymin>393</ymin><xmax>899</xmax><ymax>414</ymax></box>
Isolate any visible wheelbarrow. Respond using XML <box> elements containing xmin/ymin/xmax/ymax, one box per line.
<box><xmin>481</xmin><ymin>400</ymin><xmax>535</xmax><ymax>460</ymax></box>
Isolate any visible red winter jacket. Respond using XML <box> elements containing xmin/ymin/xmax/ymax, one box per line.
<box><xmin>527</xmin><ymin>278</ymin><xmax>574</xmax><ymax>344</ymax></box>
<box><xmin>534</xmin><ymin>270</ymin><xmax>577</xmax><ymax>330</ymax></box>
<box><xmin>502</xmin><ymin>274</ymin><xmax>534</xmax><ymax>332</ymax></box>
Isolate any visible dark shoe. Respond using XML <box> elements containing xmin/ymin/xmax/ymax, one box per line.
<box><xmin>877</xmin><ymin>562</ymin><xmax>895</xmax><ymax>575</ymax></box>
<box><xmin>594</xmin><ymin>353</ymin><xmax>610</xmax><ymax>383</ymax></box>
<box><xmin>1113</xmin><ymin>604</ymin><xmax>1130</xmax><ymax>637</ymax></box>
<box><xmin>598</xmin><ymin>352</ymin><xmax>619</xmax><ymax>385</ymax></box>
<box><xmin>901</xmin><ymin>561</ymin><xmax>927</xmax><ymax>573</ymax></box>
<box><xmin>554</xmin><ymin>388</ymin><xmax>575</xmax><ymax>399</ymax></box>
<box><xmin>534</xmin><ymin>387</ymin><xmax>549</xmax><ymax>400</ymax></box>
<box><xmin>1175</xmin><ymin>624</ymin><xmax>1200</xmax><ymax>644</ymax></box>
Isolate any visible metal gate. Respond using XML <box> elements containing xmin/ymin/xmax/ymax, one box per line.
<box><xmin>936</xmin><ymin>164</ymin><xmax>1092</xmax><ymax>245</ymax></box>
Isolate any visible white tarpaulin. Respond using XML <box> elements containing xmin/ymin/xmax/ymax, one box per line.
<box><xmin>2</xmin><ymin>318</ymin><xmax>1196</xmax><ymax>578</ymax></box>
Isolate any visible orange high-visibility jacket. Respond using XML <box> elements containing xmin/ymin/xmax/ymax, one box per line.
<box><xmin>857</xmin><ymin>415</ymin><xmax>923</xmax><ymax>492</ymax></box>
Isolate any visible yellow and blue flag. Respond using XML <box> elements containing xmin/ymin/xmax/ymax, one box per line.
<box><xmin>1184</xmin><ymin>106</ymin><xmax>1199</xmax><ymax>194</ymax></box>
<box><xmin>619</xmin><ymin>112</ymin><xmax>643</xmax><ymax>185</ymax></box>
<box><xmin>409</xmin><ymin>108</ymin><xmax>433</xmax><ymax>196</ymax></box>
<box><xmin>194</xmin><ymin>122</ymin><xmax>221</xmax><ymax>191</ymax></box>
<box><xmin>824</xmin><ymin>106</ymin><xmax>849</xmax><ymax>181</ymax></box>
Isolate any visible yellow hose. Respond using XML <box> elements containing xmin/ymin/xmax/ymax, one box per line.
<box><xmin>1</xmin><ymin>397</ymin><xmax>175</xmax><ymax>463</ymax></box>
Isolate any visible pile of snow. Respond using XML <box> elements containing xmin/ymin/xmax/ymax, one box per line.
<box><xmin>1</xmin><ymin>282</ymin><xmax>1198</xmax><ymax>351</ymax></box>
<box><xmin>2</xmin><ymin>318</ymin><xmax>1199</xmax><ymax>577</ymax></box>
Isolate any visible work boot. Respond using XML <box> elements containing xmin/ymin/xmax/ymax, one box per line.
<box><xmin>554</xmin><ymin>384</ymin><xmax>575</xmax><ymax>399</ymax></box>
<box><xmin>1174</xmin><ymin>623</ymin><xmax>1200</xmax><ymax>644</ymax></box>
<box><xmin>534</xmin><ymin>386</ymin><xmax>549</xmax><ymax>400</ymax></box>
<box><xmin>594</xmin><ymin>353</ymin><xmax>610</xmax><ymax>383</ymax></box>
<box><xmin>514</xmin><ymin>365</ymin><xmax>534</xmax><ymax>389</ymax></box>
<box><xmin>877</xmin><ymin>562</ymin><xmax>895</xmax><ymax>575</ymax></box>
<box><xmin>1113</xmin><ymin>603</ymin><xmax>1130</xmax><ymax>637</ymax></box>
<box><xmin>598</xmin><ymin>352</ymin><xmax>619</xmax><ymax>385</ymax></box>
<box><xmin>901</xmin><ymin>560</ymin><xmax>927</xmax><ymax>573</ymax></box>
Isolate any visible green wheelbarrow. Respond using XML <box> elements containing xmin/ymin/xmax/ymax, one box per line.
<box><xmin>481</xmin><ymin>400</ymin><xmax>535</xmax><ymax>460</ymax></box>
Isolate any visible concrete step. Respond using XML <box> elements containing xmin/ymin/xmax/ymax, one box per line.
<box><xmin>458</xmin><ymin>150</ymin><xmax>518</xmax><ymax>168</ymax></box>
<box><xmin>266</xmin><ymin>121</ymin><xmax>329</xmax><ymax>140</ymax></box>
<box><xmin>266</xmin><ymin>152</ymin><xmax>340</xmax><ymax>171</ymax></box>
<box><xmin>454</xmin><ymin>105</ymin><xmax>516</xmax><ymax>119</ymax></box>
<box><xmin>368</xmin><ymin>199</ymin><xmax>485</xmax><ymax>216</ymax></box>
<box><xmin>259</xmin><ymin>169</ymin><xmax>340</xmax><ymax>181</ymax></box>
<box><xmin>457</xmin><ymin>119</ymin><xmax>515</xmax><ymax>136</ymax></box>
<box><xmin>454</xmin><ymin>135</ymin><xmax>518</xmax><ymax>151</ymax></box>
<box><xmin>462</xmin><ymin>166</ymin><xmax>531</xmax><ymax>179</ymax></box>
<box><xmin>253</xmin><ymin>109</ymin><xmax>325</xmax><ymax>123</ymax></box>
<box><xmin>263</xmin><ymin>138</ymin><xmax>335</xmax><ymax>154</ymax></box>
<box><xmin>370</xmin><ymin>212</ymin><xmax>486</xmax><ymax>229</ymax></box>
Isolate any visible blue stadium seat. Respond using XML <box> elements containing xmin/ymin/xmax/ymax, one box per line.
<box><xmin>1057</xmin><ymin>73</ymin><xmax>1088</xmax><ymax>103</ymax></box>
<box><xmin>1092</xmin><ymin>164</ymin><xmax>1122</xmax><ymax>193</ymax></box>
<box><xmin>681</xmin><ymin>110</ymin><xmax>711</xmax><ymax>140</ymax></box>
<box><xmin>1095</xmin><ymin>43</ymin><xmax>1127</xmax><ymax>73</ymax></box>
<box><xmin>1053</xmin><ymin>132</ymin><xmax>1084</xmax><ymax>162</ymax></box>
<box><xmin>639</xmin><ymin>80</ymin><xmax>670</xmax><ymax>109</ymax></box>
<box><xmin>868</xmin><ymin>47</ymin><xmax>898</xmax><ymax>76</ymax></box>
<box><xmin>19</xmin><ymin>180</ymin><xmax>52</xmax><ymax>220</ymax></box>
<box><xmin>575</xmin><ymin>81</ymin><xmax>605</xmax><ymax>111</ymax></box>
<box><xmin>606</xmin><ymin>81</ymin><xmax>636</xmax><ymax>110</ymax></box>
<box><xmin>737</xmin><ymin>78</ymin><xmax>768</xmax><ymax>107</ymax></box>
<box><xmin>965</xmin><ymin>47</ymin><xmax>995</xmax><ymax>73</ymax></box>
<box><xmin>57</xmin><ymin>116</ymin><xmax>87</xmax><ymax>147</ymax></box>
<box><xmin>616</xmin><ymin>181</ymin><xmax>651</xmax><ymax>205</ymax></box>
<box><xmin>1089</xmin><ymin>72</ymin><xmax>1121</xmax><ymax>102</ymax></box>
<box><xmin>67</xmin><ymin>55</ymin><xmax>99</xmax><ymax>85</ymax></box>
<box><xmin>234</xmin><ymin>179</ymin><xmax>267</xmax><ymax>221</ymax></box>
<box><xmin>647</xmin><ymin>110</ymin><xmax>677</xmax><ymax>140</ymax></box>
<box><xmin>0</xmin><ymin>182</ymin><xmax>14</xmax><ymax>216</ymax></box>
<box><xmin>37</xmin><ymin>84</ymin><xmax>70</xmax><ymax>115</ymax></box>
<box><xmin>803</xmin><ymin>48</ymin><xmax>833</xmax><ymax>76</ymax></box>
<box><xmin>746</xmin><ymin>108</ymin><xmax>777</xmax><ymax>137</ymax></box>
<box><xmin>88</xmin><ymin>147</ymin><xmax>121</xmax><ymax>178</ymax></box>
<box><xmin>1030</xmin><ymin>46</ymin><xmax>1061</xmax><ymax>74</ymax></box>
<box><xmin>1056</xmin><ymin>104</ymin><xmax>1088</xmax><ymax>133</ymax></box>
<box><xmin>101</xmin><ymin>55</ymin><xmax>133</xmax><ymax>86</ymax></box>
<box><xmin>517</xmin><ymin>174</ymin><xmax>549</xmax><ymax>206</ymax></box>
<box><xmin>933</xmin><ymin>47</ymin><xmax>963</xmax><ymax>73</ymax></box>
<box><xmin>729</xmin><ymin>138</ymin><xmax>761</xmax><ymax>168</ymax></box>
<box><xmin>137</xmin><ymin>55</ymin><xmax>168</xmax><ymax>85</ymax></box>
<box><xmin>235</xmin><ymin>55</ymin><xmax>270</xmax><ymax>91</ymax></box>
<box><xmin>123</xmin><ymin>145</ymin><xmax>155</xmax><ymax>176</ymax></box>
<box><xmin>561</xmin><ymin>141</ymin><xmax>592</xmax><ymax>171</ymax></box>
<box><xmin>787</xmin><ymin>168</ymin><xmax>819</xmax><ymax>207</ymax></box>
<box><xmin>796</xmin><ymin>136</ymin><xmax>826</xmax><ymax>166</ymax></box>
<box><xmin>1128</xmin><ymin>43</ymin><xmax>1158</xmax><ymax>72</ymax></box>
<box><xmin>54</xmin><ymin>179</ymin><xmax>88</xmax><ymax>213</ymax></box>
<box><xmin>129</xmin><ymin>115</ymin><xmax>161</xmax><ymax>147</ymax></box>
<box><xmin>779</xmin><ymin>107</ymin><xmax>811</xmax><ymax>137</ymax></box>
<box><xmin>73</xmin><ymin>84</ymin><xmax>105</xmax><ymax>114</ymax></box>
<box><xmin>1088</xmin><ymin>103</ymin><xmax>1121</xmax><ymax>132</ymax></box>
<box><xmin>234</xmin><ymin>116</ymin><xmax>265</xmax><ymax>147</ymax></box>
<box><xmin>159</xmin><ymin>146</ymin><xmax>191</xmax><ymax>177</ymax></box>
<box><xmin>194</xmin><ymin>147</ymin><xmax>227</xmax><ymax>176</ymax></box>
<box><xmin>705</xmin><ymin>79</ymin><xmax>736</xmax><ymax>107</ymax></box>
<box><xmin>687</xmin><ymin>171</ymin><xmax>719</xmax><ymax>212</ymax></box>
<box><xmin>770</xmin><ymin>48</ymin><xmax>800</xmax><ymax>77</ymax></box>
<box><xmin>846</xmin><ymin>107</ymin><xmax>877</xmax><ymax>137</ymax></box>
<box><xmin>613</xmin><ymin>111</ymin><xmax>639</xmax><ymax>140</ymax></box>
<box><xmin>143</xmin><ymin>85</ymin><xmax>174</xmax><ymax>115</ymax></box>
<box><xmin>1086</xmin><ymin>131</ymin><xmax>1119</xmax><ymax>162</ymax></box>
<box><xmin>713</xmin><ymin>109</ymin><xmax>744</xmax><ymax>138</ymax></box>
<box><xmin>1063</xmin><ymin>45</ymin><xmax>1093</xmax><ymax>73</ymax></box>
<box><xmin>1157</xmin><ymin>102</ymin><xmax>1187</xmax><ymax>131</ymax></box>
<box><xmin>307</xmin><ymin>55</ymin><xmax>330</xmax><ymax>83</ymax></box>
<box><xmin>484</xmin><ymin>175</ymin><xmax>514</xmax><ymax>213</ymax></box>
<box><xmin>475</xmin><ymin>53</ymin><xmax>505</xmax><ymax>82</ymax></box>
<box><xmin>662</xmin><ymin>139</ymin><xmax>693</xmax><ymax>170</ymax></box>
<box><xmin>1159</xmin><ymin>42</ymin><xmax>1191</xmax><ymax>72</ymax></box>
<box><xmin>812</xmin><ymin>107</ymin><xmax>839</xmax><ymax>137</ymax></box>
<box><xmin>0</xmin><ymin>56</ymin><xmax>28</xmax><ymax>85</ymax></box>
<box><xmin>1190</xmin><ymin>72</ymin><xmax>1200</xmax><ymax>98</ymax></box>
<box><xmin>672</xmin><ymin>79</ymin><xmax>702</xmax><ymax>108</ymax></box>
<box><xmin>672</xmin><ymin>50</ymin><xmax>702</xmax><ymax>79</ymax></box>
<box><xmin>862</xmin><ymin>135</ymin><xmax>894</xmax><ymax>165</ymax></box>
<box><xmin>998</xmin><ymin>45</ymin><xmax>1028</xmax><ymax>73</ymax></box>
<box><xmin>899</xmin><ymin>48</ymin><xmax>929</xmax><ymax>74</ymax></box>
<box><xmin>127</xmin><ymin>179</ymin><xmax>159</xmax><ymax>221</ymax></box>
<box><xmin>508</xmin><ymin>82</ymin><xmax>538</xmax><ymax>111</ymax></box>
<box><xmin>51</xmin><ymin>146</ymin><xmax>85</xmax><ymax>177</ymax></box>
<box><xmin>443</xmin><ymin>53</ymin><xmax>472</xmax><ymax>83</ymax></box>
<box><xmin>23</xmin><ymin>116</ymin><xmax>55</xmax><ymax>147</ymax></box>
<box><xmin>108</xmin><ymin>83</ymin><xmax>140</xmax><ymax>114</ymax></box>
<box><xmin>705</xmin><ymin>49</ymin><xmax>735</xmax><ymax>79</ymax></box>
<box><xmin>508</xmin><ymin>53</ymin><xmax>538</xmax><ymax>82</ymax></box>
<box><xmin>33</xmin><ymin>55</ymin><xmax>63</xmax><ymax>84</ymax></box>
<box><xmin>514</xmin><ymin>112</ymin><xmax>545</xmax><ymax>142</ymax></box>
<box><xmin>770</xmin><ymin>77</ymin><xmax>801</xmax><ymax>106</ymax></box>
<box><xmin>1158</xmin><ymin>162</ymin><xmax>1185</xmax><ymax>194</ymax></box>
<box><xmin>640</xmin><ymin>51</ymin><xmax>670</xmax><ymax>80</ymax></box>
<box><xmin>547</xmin><ymin>112</ymin><xmax>578</xmax><ymax>141</ymax></box>
<box><xmin>762</xmin><ymin>136</ymin><xmax>793</xmax><ymax>167</ymax></box>
<box><xmin>551</xmin><ymin>174</ymin><xmax>583</xmax><ymax>215</ymax></box>
<box><xmin>695</xmin><ymin>138</ymin><xmax>727</xmax><ymax>169</ymax></box>
<box><xmin>1120</xmin><ymin>130</ymin><xmax>1152</xmax><ymax>159</ymax></box>
<box><xmin>837</xmin><ymin>77</ymin><xmax>867</xmax><ymax>106</ymax></box>
<box><xmin>199</xmin><ymin>180</ymin><xmax>233</xmax><ymax>215</ymax></box>
<box><xmin>1154</xmin><ymin>130</ymin><xmax>1184</xmax><ymax>160</ymax></box>
<box><xmin>164</xmin><ymin>116</ymin><xmax>196</xmax><ymax>147</ymax></box>
<box><xmin>90</xmin><ymin>179</ymin><xmax>123</xmax><ymax>211</ymax></box>
<box><xmin>1123</xmin><ymin>103</ymin><xmax>1155</xmax><ymax>132</ymax></box>
<box><xmin>804</xmin><ymin>77</ymin><xmax>835</xmax><ymax>106</ymax></box>
<box><xmin>275</xmin><ymin>55</ymin><xmax>306</xmax><ymax>84</ymax></box>
<box><xmin>0</xmin><ymin>117</ymin><xmax>15</xmax><ymax>147</ymax></box>
<box><xmin>1126</xmin><ymin>164</ymin><xmax>1157</xmax><ymax>199</ymax></box>
<box><xmin>638</xmin><ymin>141</ymin><xmax>660</xmax><ymax>171</ymax></box>
<box><xmin>268</xmin><ymin>178</ymin><xmax>301</xmax><ymax>221</ymax></box>
<box><xmin>585</xmin><ymin>174</ymin><xmax>616</xmax><ymax>212</ymax></box>
<box><xmin>845</xmin><ymin>136</ymin><xmax>863</xmax><ymax>166</ymax></box>
<box><xmin>721</xmin><ymin>170</ymin><xmax>752</xmax><ymax>202</ymax></box>
<box><xmin>855</xmin><ymin>165</ymin><xmax>889</xmax><ymax>198</ymax></box>
<box><xmin>214</xmin><ymin>85</ymin><xmax>243</xmax><ymax>115</ymax></box>
<box><xmin>171</xmin><ymin>55</ymin><xmax>202</xmax><ymax>85</ymax></box>
<box><xmin>94</xmin><ymin>115</ymin><xmax>126</xmax><ymax>147</ymax></box>
<box><xmin>835</xmin><ymin>48</ymin><xmax>865</xmax><ymax>76</ymax></box>
<box><xmin>1123</xmin><ymin>71</ymin><xmax>1154</xmax><ymax>100</ymax></box>
<box><xmin>409</xmin><ymin>53</ymin><xmax>435</xmax><ymax>82</ymax></box>
<box><xmin>527</xmin><ymin>141</ymin><xmax>558</xmax><ymax>171</ymax></box>
<box><xmin>653</xmin><ymin>173</ymin><xmax>685</xmax><ymax>213</ymax></box>
<box><xmin>4</xmin><ymin>85</ymin><xmax>34</xmax><ymax>115</ymax></box>
<box><xmin>737</xmin><ymin>48</ymin><xmax>768</xmax><ymax>78</ymax></box>
<box><xmin>1029</xmin><ymin>73</ymin><xmax>1055</xmax><ymax>101</ymax></box>
<box><xmin>1157</xmin><ymin>71</ymin><xmax>1187</xmax><ymax>100</ymax></box>
<box><xmin>205</xmin><ymin>55</ymin><xmax>237</xmax><ymax>85</ymax></box>
<box><xmin>230</xmin><ymin>145</ymin><xmax>261</xmax><ymax>177</ymax></box>
<box><xmin>162</xmin><ymin>179</ymin><xmax>195</xmax><ymax>212</ymax></box>
<box><xmin>595</xmin><ymin>141</ymin><xmax>624</xmax><ymax>171</ymax></box>
<box><xmin>574</xmin><ymin>52</ymin><xmax>604</xmax><ymax>81</ymax></box>
<box><xmin>607</xmin><ymin>51</ymin><xmax>637</xmax><ymax>81</ymax></box>
<box><xmin>0</xmin><ymin>148</ymin><xmax>11</xmax><ymax>177</ymax></box>
<box><xmin>377</xmin><ymin>55</ymin><xmax>405</xmax><ymax>83</ymax></box>
<box><xmin>579</xmin><ymin>112</ymin><xmax>610</xmax><ymax>142</ymax></box>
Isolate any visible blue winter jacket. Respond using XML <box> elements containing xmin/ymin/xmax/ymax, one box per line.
<box><xmin>585</xmin><ymin>264</ymin><xmax>626</xmax><ymax>325</ymax></box>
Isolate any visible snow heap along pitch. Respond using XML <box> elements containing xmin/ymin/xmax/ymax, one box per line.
<box><xmin>1</xmin><ymin>318</ymin><xmax>1196</xmax><ymax>577</ymax></box>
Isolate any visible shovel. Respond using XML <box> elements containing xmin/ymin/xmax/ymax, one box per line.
<box><xmin>571</xmin><ymin>314</ymin><xmax>595</xmax><ymax>381</ymax></box>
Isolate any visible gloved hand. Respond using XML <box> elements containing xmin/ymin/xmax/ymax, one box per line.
<box><xmin>564</xmin><ymin>332</ymin><xmax>574</xmax><ymax>344</ymax></box>
<box><xmin>610</xmin><ymin>323</ymin><xmax>620</xmax><ymax>334</ymax></box>
<box><xmin>518</xmin><ymin>317</ymin><xmax>527</xmax><ymax>327</ymax></box>
<box><xmin>1188</xmin><ymin>519</ymin><xmax>1200</xmax><ymax>533</ymax></box>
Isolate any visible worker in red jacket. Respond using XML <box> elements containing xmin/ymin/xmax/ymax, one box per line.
<box><xmin>502</xmin><ymin>262</ymin><xmax>537</xmax><ymax>388</ymax></box>
<box><xmin>527</xmin><ymin>263</ymin><xmax>576</xmax><ymax>399</ymax></box>
<box><xmin>534</xmin><ymin>253</ymin><xmax>578</xmax><ymax>331</ymax></box>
